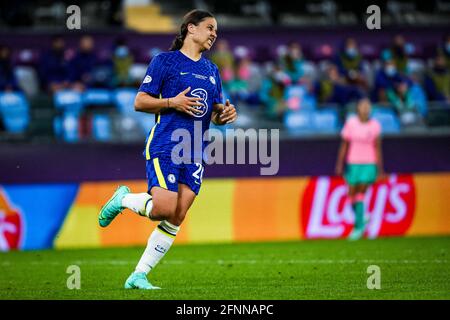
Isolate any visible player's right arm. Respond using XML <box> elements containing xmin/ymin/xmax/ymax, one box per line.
<box><xmin>134</xmin><ymin>87</ymin><xmax>203</xmax><ymax>117</ymax></box>
<box><xmin>335</xmin><ymin>139</ymin><xmax>348</xmax><ymax>176</ymax></box>
<box><xmin>335</xmin><ymin>119</ymin><xmax>351</xmax><ymax>176</ymax></box>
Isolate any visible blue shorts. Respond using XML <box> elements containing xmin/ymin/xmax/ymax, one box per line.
<box><xmin>146</xmin><ymin>155</ymin><xmax>204</xmax><ymax>195</ymax></box>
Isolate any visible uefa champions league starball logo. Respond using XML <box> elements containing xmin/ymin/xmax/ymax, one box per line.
<box><xmin>190</xmin><ymin>88</ymin><xmax>208</xmax><ymax>118</ymax></box>
<box><xmin>143</xmin><ymin>75</ymin><xmax>152</xmax><ymax>84</ymax></box>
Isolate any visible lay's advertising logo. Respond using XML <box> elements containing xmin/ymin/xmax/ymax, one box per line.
<box><xmin>301</xmin><ymin>175</ymin><xmax>416</xmax><ymax>239</ymax></box>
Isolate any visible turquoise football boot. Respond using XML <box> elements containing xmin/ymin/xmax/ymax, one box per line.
<box><xmin>98</xmin><ymin>185</ymin><xmax>130</xmax><ymax>228</ymax></box>
<box><xmin>348</xmin><ymin>226</ymin><xmax>365</xmax><ymax>241</ymax></box>
<box><xmin>124</xmin><ymin>272</ymin><xmax>161</xmax><ymax>290</ymax></box>
<box><xmin>348</xmin><ymin>216</ymin><xmax>369</xmax><ymax>241</ymax></box>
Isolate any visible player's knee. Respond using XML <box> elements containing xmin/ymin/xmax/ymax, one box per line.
<box><xmin>151</xmin><ymin>201</ymin><xmax>176</xmax><ymax>221</ymax></box>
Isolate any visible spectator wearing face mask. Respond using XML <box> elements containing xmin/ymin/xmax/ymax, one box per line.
<box><xmin>335</xmin><ymin>38</ymin><xmax>368</xmax><ymax>92</ymax></box>
<box><xmin>112</xmin><ymin>39</ymin><xmax>134</xmax><ymax>87</ymax></box>
<box><xmin>374</xmin><ymin>58</ymin><xmax>416</xmax><ymax>114</ymax></box>
<box><xmin>390</xmin><ymin>34</ymin><xmax>413</xmax><ymax>75</ymax></box>
<box><xmin>424</xmin><ymin>54</ymin><xmax>450</xmax><ymax>104</ymax></box>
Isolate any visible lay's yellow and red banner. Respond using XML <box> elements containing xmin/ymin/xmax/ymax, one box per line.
<box><xmin>1</xmin><ymin>173</ymin><xmax>449</xmax><ymax>251</ymax></box>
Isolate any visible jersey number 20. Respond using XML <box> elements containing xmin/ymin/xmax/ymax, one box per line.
<box><xmin>193</xmin><ymin>163</ymin><xmax>204</xmax><ymax>182</ymax></box>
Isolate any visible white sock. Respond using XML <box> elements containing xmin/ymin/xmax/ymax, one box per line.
<box><xmin>122</xmin><ymin>193</ymin><xmax>153</xmax><ymax>217</ymax></box>
<box><xmin>135</xmin><ymin>220</ymin><xmax>180</xmax><ymax>274</ymax></box>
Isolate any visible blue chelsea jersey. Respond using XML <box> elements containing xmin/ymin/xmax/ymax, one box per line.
<box><xmin>139</xmin><ymin>50</ymin><xmax>223</xmax><ymax>162</ymax></box>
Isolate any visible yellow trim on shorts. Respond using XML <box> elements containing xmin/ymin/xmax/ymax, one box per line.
<box><xmin>145</xmin><ymin>113</ymin><xmax>161</xmax><ymax>160</ymax></box>
<box><xmin>153</xmin><ymin>157</ymin><xmax>167</xmax><ymax>189</ymax></box>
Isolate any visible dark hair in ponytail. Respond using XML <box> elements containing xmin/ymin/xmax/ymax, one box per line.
<box><xmin>169</xmin><ymin>9</ymin><xmax>214</xmax><ymax>51</ymax></box>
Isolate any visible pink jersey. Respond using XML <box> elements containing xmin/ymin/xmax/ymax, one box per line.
<box><xmin>341</xmin><ymin>116</ymin><xmax>381</xmax><ymax>164</ymax></box>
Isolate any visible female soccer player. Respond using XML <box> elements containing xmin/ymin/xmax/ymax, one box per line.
<box><xmin>335</xmin><ymin>98</ymin><xmax>385</xmax><ymax>240</ymax></box>
<box><xmin>98</xmin><ymin>10</ymin><xmax>237</xmax><ymax>289</ymax></box>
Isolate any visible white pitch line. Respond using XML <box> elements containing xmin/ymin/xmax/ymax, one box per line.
<box><xmin>0</xmin><ymin>259</ymin><xmax>448</xmax><ymax>267</ymax></box>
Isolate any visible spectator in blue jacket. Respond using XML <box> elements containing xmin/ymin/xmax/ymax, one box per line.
<box><xmin>314</xmin><ymin>63</ymin><xmax>362</xmax><ymax>107</ymax></box>
<box><xmin>374</xmin><ymin>58</ymin><xmax>416</xmax><ymax>114</ymax></box>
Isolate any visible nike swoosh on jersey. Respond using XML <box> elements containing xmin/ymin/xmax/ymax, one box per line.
<box><xmin>180</xmin><ymin>72</ymin><xmax>189</xmax><ymax>75</ymax></box>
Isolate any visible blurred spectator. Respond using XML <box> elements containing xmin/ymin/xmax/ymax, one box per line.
<box><xmin>39</xmin><ymin>36</ymin><xmax>71</xmax><ymax>92</ymax></box>
<box><xmin>259</xmin><ymin>64</ymin><xmax>290</xmax><ymax>120</ymax></box>
<box><xmin>211</xmin><ymin>39</ymin><xmax>235</xmax><ymax>85</ymax></box>
<box><xmin>437</xmin><ymin>34</ymin><xmax>450</xmax><ymax>70</ymax></box>
<box><xmin>335</xmin><ymin>38</ymin><xmax>368</xmax><ymax>91</ymax></box>
<box><xmin>374</xmin><ymin>58</ymin><xmax>417</xmax><ymax>115</ymax></box>
<box><xmin>314</xmin><ymin>63</ymin><xmax>362</xmax><ymax>106</ymax></box>
<box><xmin>112</xmin><ymin>38</ymin><xmax>134</xmax><ymax>87</ymax></box>
<box><xmin>69</xmin><ymin>35</ymin><xmax>98</xmax><ymax>91</ymax></box>
<box><xmin>424</xmin><ymin>54</ymin><xmax>450</xmax><ymax>103</ymax></box>
<box><xmin>0</xmin><ymin>45</ymin><xmax>20</xmax><ymax>92</ymax></box>
<box><xmin>279</xmin><ymin>41</ymin><xmax>305</xmax><ymax>84</ymax></box>
<box><xmin>226</xmin><ymin>57</ymin><xmax>260</xmax><ymax>106</ymax></box>
<box><xmin>391</xmin><ymin>34</ymin><xmax>411</xmax><ymax>75</ymax></box>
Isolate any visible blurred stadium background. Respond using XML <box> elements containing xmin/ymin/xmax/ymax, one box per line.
<box><xmin>0</xmin><ymin>0</ymin><xmax>449</xmax><ymax>255</ymax></box>
<box><xmin>1</xmin><ymin>0</ymin><xmax>450</xmax><ymax>143</ymax></box>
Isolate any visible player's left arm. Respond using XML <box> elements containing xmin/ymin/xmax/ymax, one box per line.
<box><xmin>212</xmin><ymin>99</ymin><xmax>237</xmax><ymax>125</ymax></box>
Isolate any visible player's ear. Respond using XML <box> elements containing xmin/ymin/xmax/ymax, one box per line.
<box><xmin>187</xmin><ymin>23</ymin><xmax>197</xmax><ymax>35</ymax></box>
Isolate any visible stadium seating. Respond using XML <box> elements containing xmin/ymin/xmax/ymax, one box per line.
<box><xmin>113</xmin><ymin>88</ymin><xmax>137</xmax><ymax>115</ymax></box>
<box><xmin>371</xmin><ymin>107</ymin><xmax>401</xmax><ymax>134</ymax></box>
<box><xmin>284</xmin><ymin>85</ymin><xmax>316</xmax><ymax>111</ymax></box>
<box><xmin>283</xmin><ymin>110</ymin><xmax>314</xmax><ymax>135</ymax></box>
<box><xmin>128</xmin><ymin>63</ymin><xmax>148</xmax><ymax>83</ymax></box>
<box><xmin>284</xmin><ymin>108</ymin><xmax>340</xmax><ymax>135</ymax></box>
<box><xmin>14</xmin><ymin>66</ymin><xmax>40</xmax><ymax>97</ymax></box>
<box><xmin>54</xmin><ymin>112</ymin><xmax>80</xmax><ymax>142</ymax></box>
<box><xmin>345</xmin><ymin>107</ymin><xmax>402</xmax><ymax>134</ymax></box>
<box><xmin>91</xmin><ymin>114</ymin><xmax>112</xmax><ymax>141</ymax></box>
<box><xmin>408</xmin><ymin>84</ymin><xmax>428</xmax><ymax>117</ymax></box>
<box><xmin>2</xmin><ymin>25</ymin><xmax>448</xmax><ymax>142</ymax></box>
<box><xmin>82</xmin><ymin>88</ymin><xmax>112</xmax><ymax>107</ymax></box>
<box><xmin>312</xmin><ymin>108</ymin><xmax>339</xmax><ymax>133</ymax></box>
<box><xmin>54</xmin><ymin>90</ymin><xmax>84</xmax><ymax>114</ymax></box>
<box><xmin>0</xmin><ymin>92</ymin><xmax>30</xmax><ymax>134</ymax></box>
<box><xmin>112</xmin><ymin>88</ymin><xmax>155</xmax><ymax>134</ymax></box>
<box><xmin>302</xmin><ymin>61</ymin><xmax>319</xmax><ymax>81</ymax></box>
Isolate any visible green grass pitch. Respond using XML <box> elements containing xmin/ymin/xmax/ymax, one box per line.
<box><xmin>1</xmin><ymin>236</ymin><xmax>449</xmax><ymax>300</ymax></box>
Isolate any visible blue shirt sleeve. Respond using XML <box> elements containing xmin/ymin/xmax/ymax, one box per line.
<box><xmin>138</xmin><ymin>53</ymin><xmax>168</xmax><ymax>97</ymax></box>
<box><xmin>212</xmin><ymin>65</ymin><xmax>223</xmax><ymax>105</ymax></box>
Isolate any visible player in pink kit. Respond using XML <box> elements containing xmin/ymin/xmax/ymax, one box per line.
<box><xmin>335</xmin><ymin>98</ymin><xmax>385</xmax><ymax>240</ymax></box>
